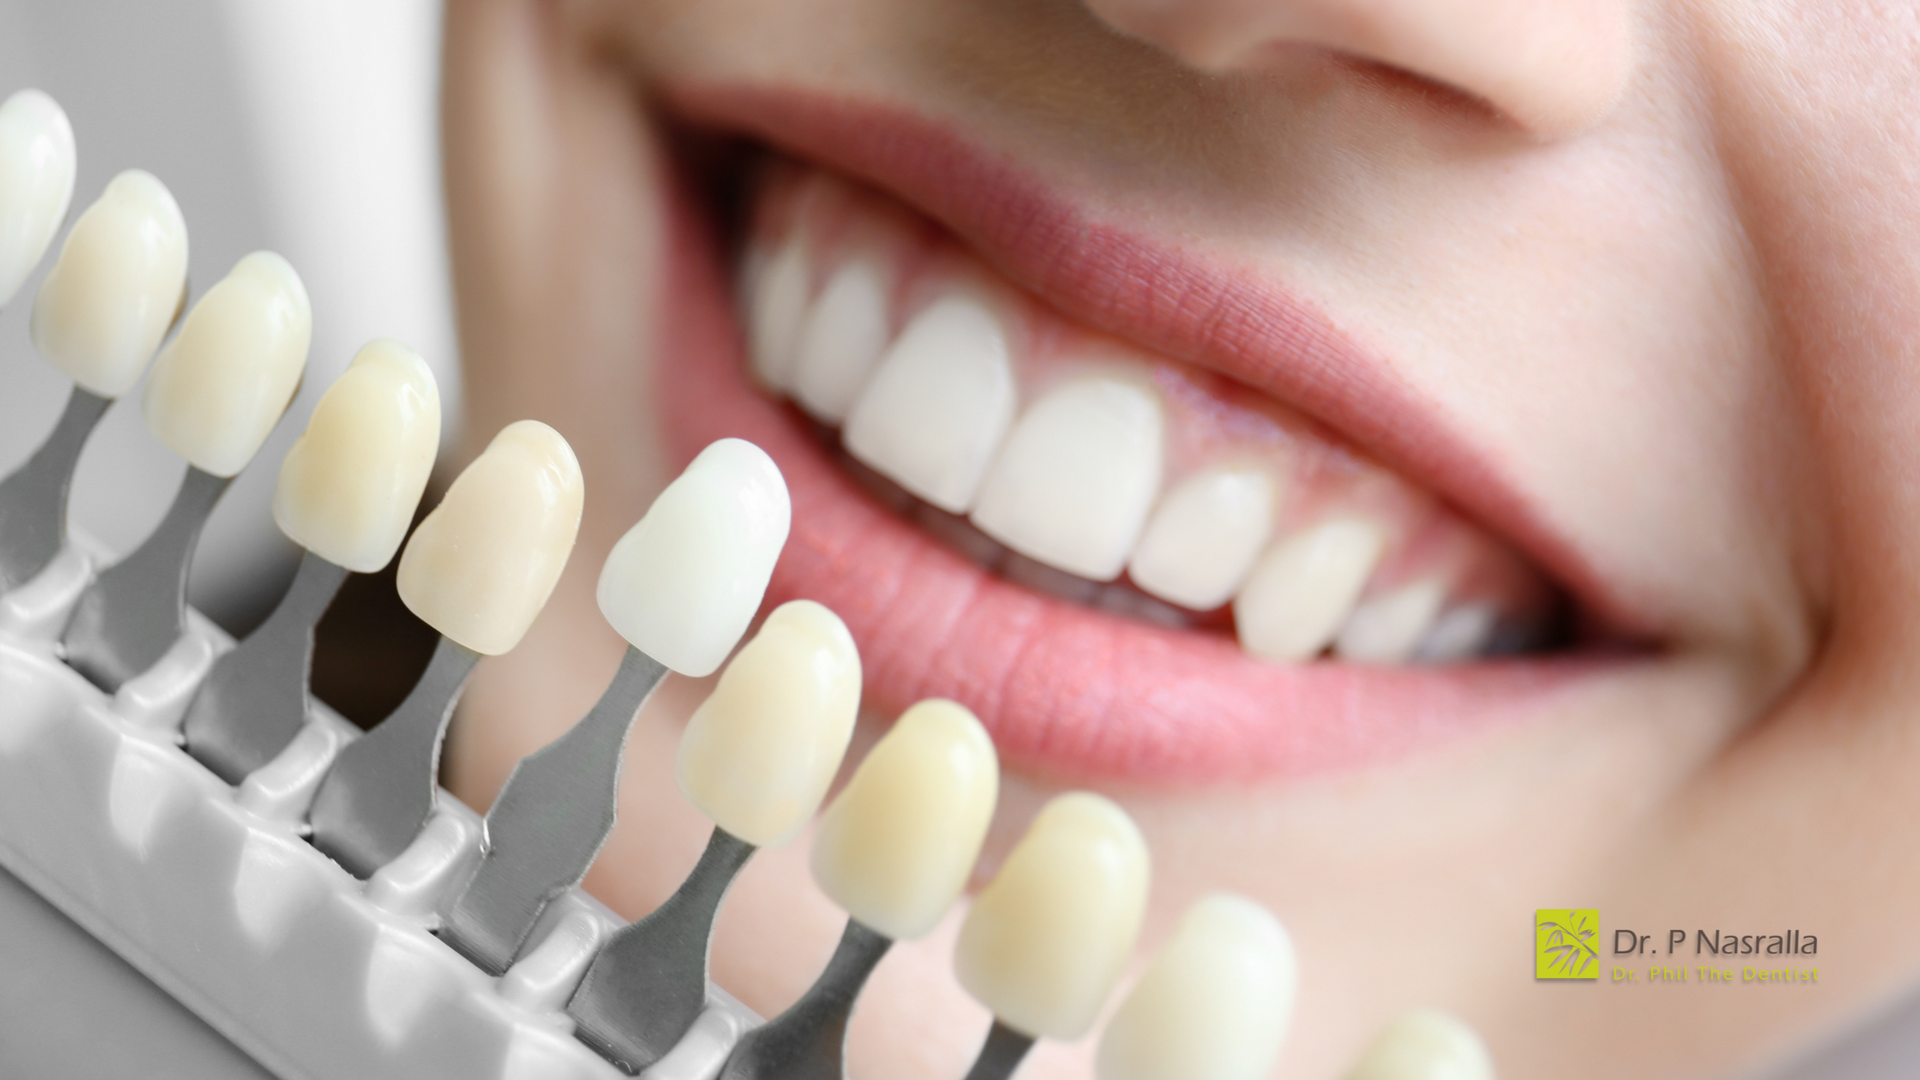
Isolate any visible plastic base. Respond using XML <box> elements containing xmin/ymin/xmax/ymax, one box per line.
<box><xmin>0</xmin><ymin>545</ymin><xmax>756</xmax><ymax>1080</ymax></box>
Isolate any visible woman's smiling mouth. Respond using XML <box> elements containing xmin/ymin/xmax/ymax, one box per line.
<box><xmin>645</xmin><ymin>89</ymin><xmax>1646</xmax><ymax>784</ymax></box>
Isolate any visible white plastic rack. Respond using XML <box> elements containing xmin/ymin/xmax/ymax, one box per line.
<box><xmin>0</xmin><ymin>543</ymin><xmax>758</xmax><ymax>1080</ymax></box>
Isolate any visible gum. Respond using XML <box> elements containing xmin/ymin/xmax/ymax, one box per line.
<box><xmin>0</xmin><ymin>544</ymin><xmax>757</xmax><ymax>1080</ymax></box>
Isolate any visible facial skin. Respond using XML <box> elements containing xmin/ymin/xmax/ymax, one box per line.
<box><xmin>437</xmin><ymin>0</ymin><xmax>1920</xmax><ymax>1076</ymax></box>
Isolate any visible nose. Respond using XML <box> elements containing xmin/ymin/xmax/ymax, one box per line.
<box><xmin>1081</xmin><ymin>0</ymin><xmax>1634</xmax><ymax>136</ymax></box>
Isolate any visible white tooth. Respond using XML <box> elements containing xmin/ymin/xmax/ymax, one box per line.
<box><xmin>675</xmin><ymin>600</ymin><xmax>860</xmax><ymax>846</ymax></box>
<box><xmin>1127</xmin><ymin>465</ymin><xmax>1277</xmax><ymax>610</ymax></box>
<box><xmin>0</xmin><ymin>89</ymin><xmax>76</xmax><ymax>308</ymax></box>
<box><xmin>30</xmin><ymin>170</ymin><xmax>188</xmax><ymax>398</ymax></box>
<box><xmin>1233</xmin><ymin>518</ymin><xmax>1386</xmax><ymax>662</ymax></box>
<box><xmin>596</xmin><ymin>438</ymin><xmax>791</xmax><ymax>677</ymax></box>
<box><xmin>790</xmin><ymin>255</ymin><xmax>891</xmax><ymax>423</ymax></box>
<box><xmin>1417</xmin><ymin>604</ymin><xmax>1498</xmax><ymax>663</ymax></box>
<box><xmin>396</xmin><ymin>420</ymin><xmax>583</xmax><ymax>655</ymax></box>
<box><xmin>1335</xmin><ymin>578</ymin><xmax>1447</xmax><ymax>664</ymax></box>
<box><xmin>1096</xmin><ymin>894</ymin><xmax>1296</xmax><ymax>1080</ymax></box>
<box><xmin>843</xmin><ymin>293</ymin><xmax>1016</xmax><ymax>513</ymax></box>
<box><xmin>954</xmin><ymin>792</ymin><xmax>1150</xmax><ymax>1040</ymax></box>
<box><xmin>747</xmin><ymin>238</ymin><xmax>810</xmax><ymax>389</ymax></box>
<box><xmin>970</xmin><ymin>376</ymin><xmax>1164</xmax><ymax>582</ymax></box>
<box><xmin>810</xmin><ymin>699</ymin><xmax>998</xmax><ymax>941</ymax></box>
<box><xmin>1343</xmin><ymin>1010</ymin><xmax>1494</xmax><ymax>1080</ymax></box>
<box><xmin>272</xmin><ymin>340</ymin><xmax>441</xmax><ymax>573</ymax></box>
<box><xmin>142</xmin><ymin>251</ymin><xmax>311</xmax><ymax>476</ymax></box>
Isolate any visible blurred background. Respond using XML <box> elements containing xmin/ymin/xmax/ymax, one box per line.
<box><xmin>0</xmin><ymin>0</ymin><xmax>457</xmax><ymax>635</ymax></box>
<box><xmin>0</xmin><ymin>1</ymin><xmax>1916</xmax><ymax>1078</ymax></box>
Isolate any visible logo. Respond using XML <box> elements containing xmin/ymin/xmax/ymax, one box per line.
<box><xmin>1536</xmin><ymin>909</ymin><xmax>1600</xmax><ymax>979</ymax></box>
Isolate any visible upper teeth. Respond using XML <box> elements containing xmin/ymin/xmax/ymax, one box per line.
<box><xmin>746</xmin><ymin>170</ymin><xmax>1551</xmax><ymax>665</ymax></box>
<box><xmin>971</xmin><ymin>373</ymin><xmax>1166</xmax><ymax>582</ymax></box>
<box><xmin>843</xmin><ymin>289</ymin><xmax>1017</xmax><ymax>513</ymax></box>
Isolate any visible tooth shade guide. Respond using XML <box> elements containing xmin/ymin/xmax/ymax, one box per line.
<box><xmin>0</xmin><ymin>88</ymin><xmax>77</xmax><ymax>308</ymax></box>
<box><xmin>0</xmin><ymin>635</ymin><xmax>699</xmax><ymax>1080</ymax></box>
<box><xmin>953</xmin><ymin>792</ymin><xmax>1151</xmax><ymax>1041</ymax></box>
<box><xmin>272</xmin><ymin>338</ymin><xmax>441</xmax><ymax>573</ymax></box>
<box><xmin>714</xmin><ymin>917</ymin><xmax>895</xmax><ymax>1080</ymax></box>
<box><xmin>60</xmin><ymin>466</ymin><xmax>233</xmax><ymax>692</ymax></box>
<box><xmin>566</xmin><ymin>826</ymin><xmax>758</xmax><ymax>1071</ymax></box>
<box><xmin>0</xmin><ymin>387</ymin><xmax>110</xmax><ymax>591</ymax></box>
<box><xmin>141</xmin><ymin>250</ymin><xmax>312</xmax><ymax>477</ymax></box>
<box><xmin>566</xmin><ymin>601</ymin><xmax>857</xmax><ymax>1064</ymax></box>
<box><xmin>673</xmin><ymin>600</ymin><xmax>857</xmax><ymax>846</ymax></box>
<box><xmin>395</xmin><ymin>419</ymin><xmax>583</xmax><ymax>656</ymax></box>
<box><xmin>306</xmin><ymin>634</ymin><xmax>484</xmax><ymax>878</ymax></box>
<box><xmin>1343</xmin><ymin>1010</ymin><xmax>1494</xmax><ymax>1080</ymax></box>
<box><xmin>30</xmin><ymin>169</ymin><xmax>190</xmax><ymax>398</ymax></box>
<box><xmin>438</xmin><ymin>644</ymin><xmax>671</xmax><ymax>975</ymax></box>
<box><xmin>180</xmin><ymin>549</ymin><xmax>352</xmax><ymax>784</ymax></box>
<box><xmin>595</xmin><ymin>437</ymin><xmax>791</xmax><ymax>679</ymax></box>
<box><xmin>1095</xmin><ymin>894</ymin><xmax>1296</xmax><ymax>1080</ymax></box>
<box><xmin>810</xmin><ymin>699</ymin><xmax>998</xmax><ymax>942</ymax></box>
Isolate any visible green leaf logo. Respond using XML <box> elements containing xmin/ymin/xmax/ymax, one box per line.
<box><xmin>1536</xmin><ymin>908</ymin><xmax>1600</xmax><ymax>980</ymax></box>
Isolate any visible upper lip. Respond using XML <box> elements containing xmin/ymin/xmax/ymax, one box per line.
<box><xmin>661</xmin><ymin>80</ymin><xmax>1645</xmax><ymax>643</ymax></box>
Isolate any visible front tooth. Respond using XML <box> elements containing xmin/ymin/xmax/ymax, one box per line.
<box><xmin>1095</xmin><ymin>894</ymin><xmax>1296</xmax><ymax>1080</ymax></box>
<box><xmin>790</xmin><ymin>255</ymin><xmax>891</xmax><ymax>423</ymax></box>
<box><xmin>596</xmin><ymin>438</ymin><xmax>791</xmax><ymax>677</ymax></box>
<box><xmin>970</xmin><ymin>376</ymin><xmax>1165</xmax><ymax>582</ymax></box>
<box><xmin>142</xmin><ymin>251</ymin><xmax>311</xmax><ymax>476</ymax></box>
<box><xmin>395</xmin><ymin>420</ymin><xmax>583</xmax><ymax>654</ymax></box>
<box><xmin>810</xmin><ymin>699</ymin><xmax>998</xmax><ymax>940</ymax></box>
<box><xmin>1343</xmin><ymin>1010</ymin><xmax>1494</xmax><ymax>1080</ymax></box>
<box><xmin>747</xmin><ymin>237</ymin><xmax>810</xmax><ymax>389</ymax></box>
<box><xmin>30</xmin><ymin>169</ymin><xmax>188</xmax><ymax>398</ymax></box>
<box><xmin>1233</xmin><ymin>518</ymin><xmax>1386</xmax><ymax>662</ymax></box>
<box><xmin>954</xmin><ymin>791</ymin><xmax>1150</xmax><ymax>1040</ymax></box>
<box><xmin>1335</xmin><ymin>578</ymin><xmax>1446</xmax><ymax>664</ymax></box>
<box><xmin>674</xmin><ymin>600</ymin><xmax>860</xmax><ymax>846</ymax></box>
<box><xmin>272</xmin><ymin>339</ymin><xmax>441</xmax><ymax>572</ymax></box>
<box><xmin>0</xmin><ymin>89</ymin><xmax>76</xmax><ymax>307</ymax></box>
<box><xmin>843</xmin><ymin>292</ymin><xmax>1017</xmax><ymax>513</ymax></box>
<box><xmin>1127</xmin><ymin>464</ymin><xmax>1277</xmax><ymax>609</ymax></box>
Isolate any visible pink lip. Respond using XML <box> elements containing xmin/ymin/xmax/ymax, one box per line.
<box><xmin>650</xmin><ymin>86</ymin><xmax>1638</xmax><ymax>784</ymax></box>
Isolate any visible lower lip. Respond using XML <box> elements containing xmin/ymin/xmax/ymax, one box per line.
<box><xmin>653</xmin><ymin>164</ymin><xmax>1609</xmax><ymax>786</ymax></box>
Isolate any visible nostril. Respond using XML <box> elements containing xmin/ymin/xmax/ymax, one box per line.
<box><xmin>1081</xmin><ymin>0</ymin><xmax>1634</xmax><ymax>138</ymax></box>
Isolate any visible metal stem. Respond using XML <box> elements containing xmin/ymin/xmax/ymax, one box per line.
<box><xmin>568</xmin><ymin>826</ymin><xmax>758</xmax><ymax>1072</ymax></box>
<box><xmin>308</xmin><ymin>634</ymin><xmax>482</xmax><ymax>879</ymax></box>
<box><xmin>0</xmin><ymin>387</ymin><xmax>111</xmax><ymax>592</ymax></box>
<box><xmin>61</xmin><ymin>465</ymin><xmax>232</xmax><ymax>692</ymax></box>
<box><xmin>182</xmin><ymin>550</ymin><xmax>350</xmax><ymax>783</ymax></box>
<box><xmin>439</xmin><ymin>645</ymin><xmax>669</xmax><ymax>974</ymax></box>
<box><xmin>717</xmin><ymin>919</ymin><xmax>895</xmax><ymax>1080</ymax></box>
<box><xmin>962</xmin><ymin>1019</ymin><xmax>1039</xmax><ymax>1080</ymax></box>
